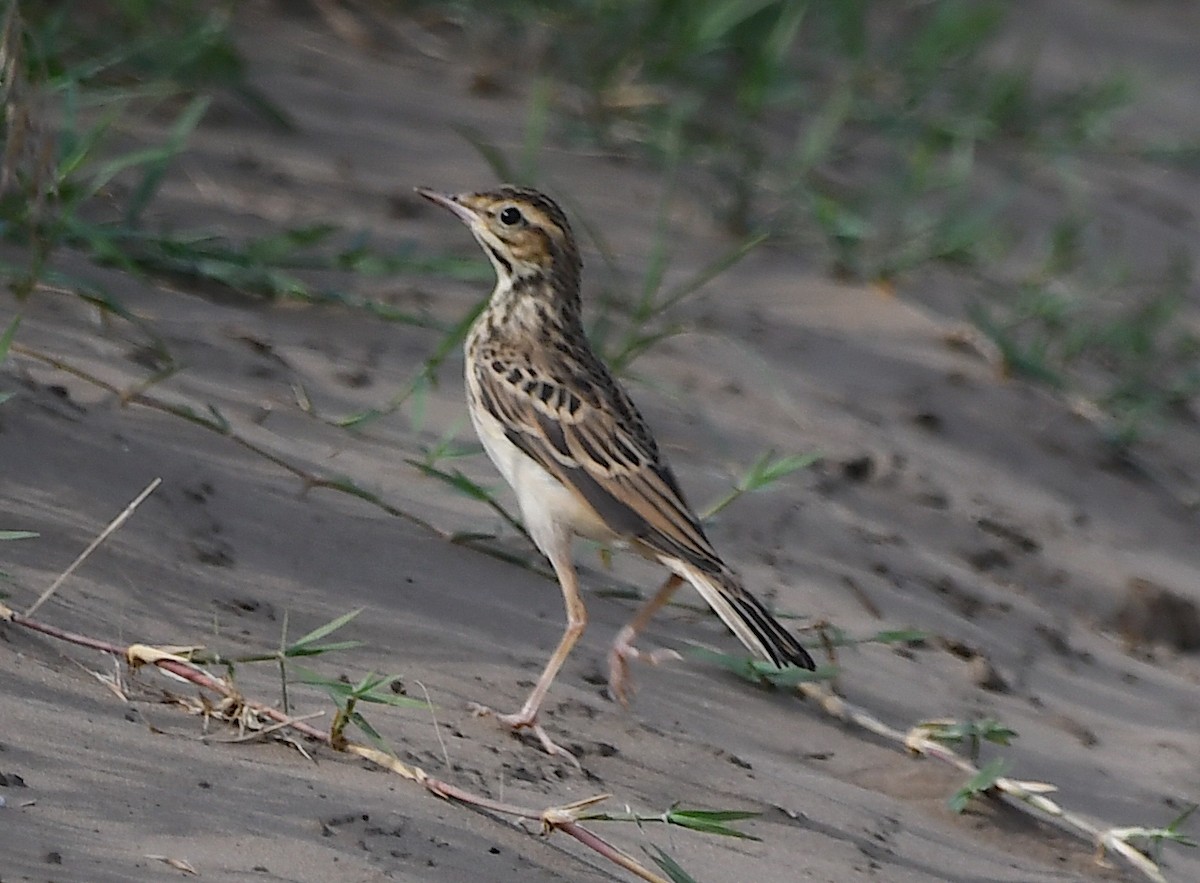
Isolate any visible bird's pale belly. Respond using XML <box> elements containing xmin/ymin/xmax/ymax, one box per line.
<box><xmin>468</xmin><ymin>395</ymin><xmax>614</xmax><ymax>545</ymax></box>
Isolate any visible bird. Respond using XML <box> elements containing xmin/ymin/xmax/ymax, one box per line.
<box><xmin>416</xmin><ymin>184</ymin><xmax>815</xmax><ymax>760</ymax></box>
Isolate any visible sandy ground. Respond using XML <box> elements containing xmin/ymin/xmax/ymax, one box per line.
<box><xmin>2</xmin><ymin>3</ymin><xmax>1199</xmax><ymax>881</ymax></box>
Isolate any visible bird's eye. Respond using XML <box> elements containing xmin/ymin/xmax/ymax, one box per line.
<box><xmin>498</xmin><ymin>206</ymin><xmax>523</xmax><ymax>226</ymax></box>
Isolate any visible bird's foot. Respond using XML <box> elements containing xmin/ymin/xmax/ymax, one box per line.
<box><xmin>606</xmin><ymin>625</ymin><xmax>683</xmax><ymax>707</ymax></box>
<box><xmin>469</xmin><ymin>702</ymin><xmax>580</xmax><ymax>767</ymax></box>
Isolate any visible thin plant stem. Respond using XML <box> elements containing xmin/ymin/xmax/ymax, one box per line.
<box><xmin>25</xmin><ymin>477</ymin><xmax>162</xmax><ymax>616</ymax></box>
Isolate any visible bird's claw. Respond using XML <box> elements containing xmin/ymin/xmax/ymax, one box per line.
<box><xmin>469</xmin><ymin>702</ymin><xmax>581</xmax><ymax>767</ymax></box>
<box><xmin>606</xmin><ymin>626</ymin><xmax>682</xmax><ymax>706</ymax></box>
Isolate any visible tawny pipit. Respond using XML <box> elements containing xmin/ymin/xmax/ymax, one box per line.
<box><xmin>417</xmin><ymin>185</ymin><xmax>815</xmax><ymax>760</ymax></box>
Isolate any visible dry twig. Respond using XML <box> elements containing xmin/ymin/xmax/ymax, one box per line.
<box><xmin>25</xmin><ymin>478</ymin><xmax>162</xmax><ymax>617</ymax></box>
<box><xmin>2</xmin><ymin>604</ymin><xmax>672</xmax><ymax>883</ymax></box>
<box><xmin>794</xmin><ymin>681</ymin><xmax>1172</xmax><ymax>883</ymax></box>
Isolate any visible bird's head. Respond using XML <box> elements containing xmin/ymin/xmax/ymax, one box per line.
<box><xmin>416</xmin><ymin>185</ymin><xmax>581</xmax><ymax>291</ymax></box>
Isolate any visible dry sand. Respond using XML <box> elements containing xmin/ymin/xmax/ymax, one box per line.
<box><xmin>2</xmin><ymin>3</ymin><xmax>1199</xmax><ymax>881</ymax></box>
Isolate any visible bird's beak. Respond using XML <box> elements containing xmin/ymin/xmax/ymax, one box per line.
<box><xmin>415</xmin><ymin>187</ymin><xmax>478</xmax><ymax>226</ymax></box>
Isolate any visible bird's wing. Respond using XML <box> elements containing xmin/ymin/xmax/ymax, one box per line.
<box><xmin>474</xmin><ymin>351</ymin><xmax>724</xmax><ymax>574</ymax></box>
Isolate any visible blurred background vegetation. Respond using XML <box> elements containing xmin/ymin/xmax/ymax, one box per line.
<box><xmin>3</xmin><ymin>0</ymin><xmax>1198</xmax><ymax>448</ymax></box>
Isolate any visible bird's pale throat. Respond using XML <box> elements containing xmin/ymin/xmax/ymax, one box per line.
<box><xmin>484</xmin><ymin>269</ymin><xmax>581</xmax><ymax>338</ymax></box>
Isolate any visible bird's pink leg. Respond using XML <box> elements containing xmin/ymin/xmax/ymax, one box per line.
<box><xmin>607</xmin><ymin>573</ymin><xmax>685</xmax><ymax>706</ymax></box>
<box><xmin>471</xmin><ymin>531</ymin><xmax>586</xmax><ymax>766</ymax></box>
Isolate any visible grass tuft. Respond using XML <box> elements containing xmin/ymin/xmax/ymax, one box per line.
<box><xmin>948</xmin><ymin>756</ymin><xmax>1009</xmax><ymax>813</ymax></box>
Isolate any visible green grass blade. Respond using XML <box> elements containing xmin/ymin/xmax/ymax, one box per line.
<box><xmin>0</xmin><ymin>315</ymin><xmax>20</xmax><ymax>361</ymax></box>
<box><xmin>757</xmin><ymin>661</ymin><xmax>835</xmax><ymax>687</ymax></box>
<box><xmin>406</xmin><ymin>460</ymin><xmax>528</xmax><ymax>539</ymax></box>
<box><xmin>352</xmin><ymin>686</ymin><xmax>428</xmax><ymax>709</ymax></box>
<box><xmin>686</xmin><ymin>645</ymin><xmax>763</xmax><ymax>682</ymax></box>
<box><xmin>317</xmin><ymin>476</ymin><xmax>385</xmax><ymax>505</ymax></box>
<box><xmin>283</xmin><ymin>640</ymin><xmax>362</xmax><ymax>658</ymax></box>
<box><xmin>125</xmin><ymin>95</ymin><xmax>211</xmax><ymax>225</ymax></box>
<box><xmin>55</xmin><ymin>101</ymin><xmax>121</xmax><ymax>187</ymax></box>
<box><xmin>162</xmin><ymin>402</ymin><xmax>229</xmax><ymax>432</ymax></box>
<box><xmin>658</xmin><ymin>232</ymin><xmax>768</xmax><ymax>313</ymax></box>
<box><xmin>644</xmin><ymin>845</ymin><xmax>699</xmax><ymax>883</ymax></box>
<box><xmin>518</xmin><ymin>78</ymin><xmax>552</xmax><ymax>185</ymax></box>
<box><xmin>0</xmin><ymin>530</ymin><xmax>39</xmax><ymax>540</ymax></box>
<box><xmin>293</xmin><ymin>666</ymin><xmax>427</xmax><ymax>709</ymax></box>
<box><xmin>667</xmin><ymin>808</ymin><xmax>760</xmax><ymax>840</ymax></box>
<box><xmin>949</xmin><ymin>757</ymin><xmax>1009</xmax><ymax>813</ymax></box>
<box><xmin>863</xmin><ymin>628</ymin><xmax>928</xmax><ymax>645</ymax></box>
<box><xmin>348</xmin><ymin>709</ymin><xmax>387</xmax><ymax>745</ymax></box>
<box><xmin>749</xmin><ymin>451</ymin><xmax>822</xmax><ymax>487</ymax></box>
<box><xmin>453</xmin><ymin>123</ymin><xmax>516</xmax><ymax>183</ymax></box>
<box><xmin>232</xmin><ymin>81</ymin><xmax>295</xmax><ymax>132</ymax></box>
<box><xmin>407</xmin><ymin>461</ymin><xmax>496</xmax><ymax>504</ymax></box>
<box><xmin>39</xmin><ymin>266</ymin><xmax>155</xmax><ymax>341</ymax></box>
<box><xmin>287</xmin><ymin>608</ymin><xmax>364</xmax><ymax>652</ymax></box>
<box><xmin>336</xmin><ymin>295</ymin><xmax>487</xmax><ymax>430</ymax></box>
<box><xmin>290</xmin><ymin>665</ymin><xmax>354</xmax><ymax>697</ymax></box>
<box><xmin>686</xmin><ymin>645</ymin><xmax>833</xmax><ymax>686</ymax></box>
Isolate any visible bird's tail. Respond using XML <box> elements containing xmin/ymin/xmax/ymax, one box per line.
<box><xmin>670</xmin><ymin>560</ymin><xmax>815</xmax><ymax>670</ymax></box>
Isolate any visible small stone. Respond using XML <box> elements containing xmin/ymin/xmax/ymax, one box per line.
<box><xmin>968</xmin><ymin>655</ymin><xmax>1009</xmax><ymax>692</ymax></box>
<box><xmin>842</xmin><ymin>455</ymin><xmax>874</xmax><ymax>482</ymax></box>
<box><xmin>1112</xmin><ymin>578</ymin><xmax>1200</xmax><ymax>652</ymax></box>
